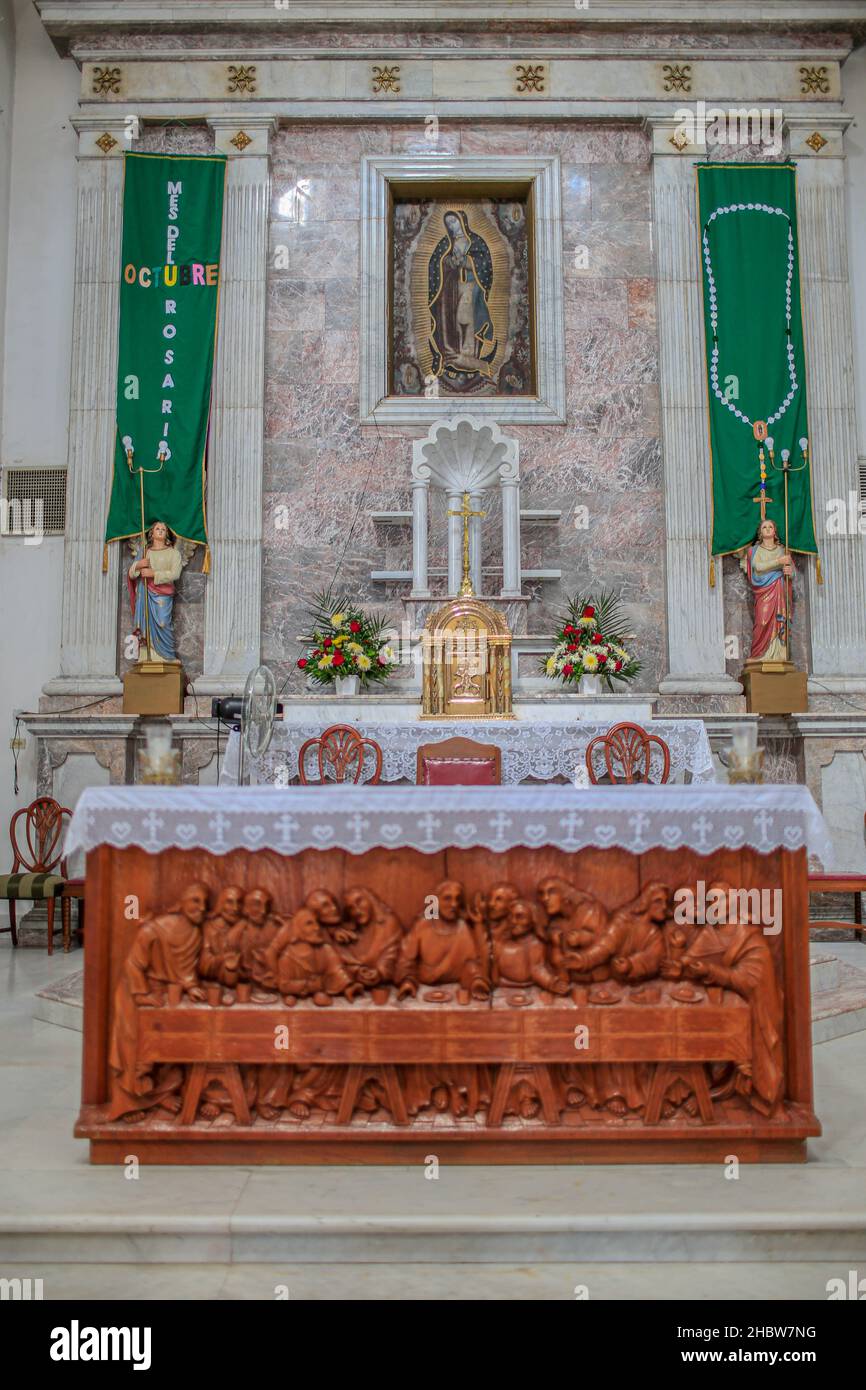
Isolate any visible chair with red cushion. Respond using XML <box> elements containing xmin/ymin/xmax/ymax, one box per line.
<box><xmin>298</xmin><ymin>724</ymin><xmax>383</xmax><ymax>785</ymax></box>
<box><xmin>0</xmin><ymin>796</ymin><xmax>72</xmax><ymax>955</ymax></box>
<box><xmin>416</xmin><ymin>736</ymin><xmax>502</xmax><ymax>786</ymax></box>
<box><xmin>585</xmin><ymin>722</ymin><xmax>671</xmax><ymax>785</ymax></box>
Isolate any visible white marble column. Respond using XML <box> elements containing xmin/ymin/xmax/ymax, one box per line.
<box><xmin>500</xmin><ymin>477</ymin><xmax>522</xmax><ymax>598</ymax></box>
<box><xmin>469</xmin><ymin>493</ymin><xmax>483</xmax><ymax>596</ymax></box>
<box><xmin>447</xmin><ymin>491</ymin><xmax>462</xmax><ymax>595</ymax></box>
<box><xmin>194</xmin><ymin>117</ymin><xmax>276</xmax><ymax>695</ymax></box>
<box><xmin>44</xmin><ymin>120</ymin><xmax>128</xmax><ymax>696</ymax></box>
<box><xmin>646</xmin><ymin>120</ymin><xmax>742</xmax><ymax>698</ymax></box>
<box><xmin>410</xmin><ymin>478</ymin><xmax>430</xmax><ymax>598</ymax></box>
<box><xmin>787</xmin><ymin>116</ymin><xmax>866</xmax><ymax>692</ymax></box>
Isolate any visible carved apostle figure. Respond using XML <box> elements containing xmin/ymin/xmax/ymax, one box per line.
<box><xmin>333</xmin><ymin>887</ymin><xmax>403</xmax><ymax>988</ymax></box>
<box><xmin>395</xmin><ymin>879</ymin><xmax>489</xmax><ymax>1000</ymax></box>
<box><xmin>228</xmin><ymin>887</ymin><xmax>283</xmax><ymax>990</ymax></box>
<box><xmin>681</xmin><ymin>880</ymin><xmax>784</xmax><ymax>1116</ymax></box>
<box><xmin>199</xmin><ymin>884</ymin><xmax>244</xmax><ymax>987</ymax></box>
<box><xmin>264</xmin><ymin>890</ymin><xmax>361</xmax><ymax>1006</ymax></box>
<box><xmin>492</xmin><ymin>899</ymin><xmax>569</xmax><ymax>995</ymax></box>
<box><xmin>537</xmin><ymin>877</ymin><xmax>609</xmax><ymax>983</ymax></box>
<box><xmin>108</xmin><ymin>882</ymin><xmax>209</xmax><ymax>1120</ymax></box>
<box><xmin>564</xmin><ymin>882</ymin><xmax>668</xmax><ymax>984</ymax></box>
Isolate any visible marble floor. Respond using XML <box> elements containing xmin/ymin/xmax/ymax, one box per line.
<box><xmin>2</xmin><ymin>939</ymin><xmax>866</xmax><ymax>1301</ymax></box>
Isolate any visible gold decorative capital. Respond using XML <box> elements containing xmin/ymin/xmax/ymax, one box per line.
<box><xmin>515</xmin><ymin>63</ymin><xmax>545</xmax><ymax>94</ymax></box>
<box><xmin>372</xmin><ymin>64</ymin><xmax>401</xmax><ymax>94</ymax></box>
<box><xmin>95</xmin><ymin>131</ymin><xmax>118</xmax><ymax>154</ymax></box>
<box><xmin>230</xmin><ymin>129</ymin><xmax>253</xmax><ymax>152</ymax></box>
<box><xmin>662</xmin><ymin>63</ymin><xmax>692</xmax><ymax>94</ymax></box>
<box><xmin>805</xmin><ymin>131</ymin><xmax>828</xmax><ymax>153</ymax></box>
<box><xmin>92</xmin><ymin>66</ymin><xmax>121</xmax><ymax>96</ymax></box>
<box><xmin>228</xmin><ymin>64</ymin><xmax>257</xmax><ymax>95</ymax></box>
<box><xmin>799</xmin><ymin>65</ymin><xmax>830</xmax><ymax>96</ymax></box>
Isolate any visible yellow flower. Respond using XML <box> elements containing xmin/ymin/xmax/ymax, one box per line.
<box><xmin>347</xmin><ymin>641</ymin><xmax>363</xmax><ymax>655</ymax></box>
<box><xmin>583</xmin><ymin>651</ymin><xmax>599</xmax><ymax>672</ymax></box>
<box><xmin>333</xmin><ymin>634</ymin><xmax>346</xmax><ymax>646</ymax></box>
<box><xmin>318</xmin><ymin>654</ymin><xmax>334</xmax><ymax>669</ymax></box>
<box><xmin>357</xmin><ymin>654</ymin><xmax>372</xmax><ymax>671</ymax></box>
<box><xmin>331</xmin><ymin>612</ymin><xmax>346</xmax><ymax>629</ymax></box>
<box><xmin>546</xmin><ymin>657</ymin><xmax>557</xmax><ymax>676</ymax></box>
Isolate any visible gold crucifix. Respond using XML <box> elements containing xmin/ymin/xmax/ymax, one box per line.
<box><xmin>447</xmin><ymin>490</ymin><xmax>486</xmax><ymax>597</ymax></box>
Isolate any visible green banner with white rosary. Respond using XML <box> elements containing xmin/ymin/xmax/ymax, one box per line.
<box><xmin>696</xmin><ymin>163</ymin><xmax>818</xmax><ymax>562</ymax></box>
<box><xmin>104</xmin><ymin>151</ymin><xmax>226</xmax><ymax>564</ymax></box>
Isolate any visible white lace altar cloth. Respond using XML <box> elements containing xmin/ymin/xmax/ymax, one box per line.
<box><xmin>219</xmin><ymin>719</ymin><xmax>715</xmax><ymax>787</ymax></box>
<box><xmin>65</xmin><ymin>784</ymin><xmax>834</xmax><ymax>866</ymax></box>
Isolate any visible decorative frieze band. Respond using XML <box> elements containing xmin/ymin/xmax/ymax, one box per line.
<box><xmin>80</xmin><ymin>57</ymin><xmax>842</xmax><ymax>108</ymax></box>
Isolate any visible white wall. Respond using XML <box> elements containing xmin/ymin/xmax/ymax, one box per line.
<box><xmin>0</xmin><ymin>0</ymin><xmax>78</xmax><ymax>840</ymax></box>
<box><xmin>843</xmin><ymin>43</ymin><xmax>866</xmax><ymax>461</ymax></box>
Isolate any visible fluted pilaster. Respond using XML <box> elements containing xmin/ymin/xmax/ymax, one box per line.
<box><xmin>791</xmin><ymin>120</ymin><xmax>866</xmax><ymax>688</ymax></box>
<box><xmin>647</xmin><ymin>121</ymin><xmax>740</xmax><ymax>696</ymax></box>
<box><xmin>45</xmin><ymin>122</ymin><xmax>127</xmax><ymax>695</ymax></box>
<box><xmin>195</xmin><ymin>118</ymin><xmax>276</xmax><ymax>693</ymax></box>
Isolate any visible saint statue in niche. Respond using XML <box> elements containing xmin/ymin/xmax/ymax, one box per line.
<box><xmin>739</xmin><ymin>517</ymin><xmax>794</xmax><ymax>665</ymax></box>
<box><xmin>428</xmin><ymin>210</ymin><xmax>497</xmax><ymax>390</ymax></box>
<box><xmin>127</xmin><ymin>520</ymin><xmax>183</xmax><ymax>663</ymax></box>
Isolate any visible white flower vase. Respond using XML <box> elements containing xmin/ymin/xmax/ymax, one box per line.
<box><xmin>334</xmin><ymin>674</ymin><xmax>360</xmax><ymax>697</ymax></box>
<box><xmin>579</xmin><ymin>674</ymin><xmax>602</xmax><ymax>696</ymax></box>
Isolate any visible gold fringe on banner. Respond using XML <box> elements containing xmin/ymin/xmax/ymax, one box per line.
<box><xmin>102</xmin><ymin>545</ymin><xmax>109</xmax><ymax>573</ymax></box>
<box><xmin>709</xmin><ymin>557</ymin><xmax>716</xmax><ymax>588</ymax></box>
<box><xmin>202</xmin><ymin>547</ymin><xmax>211</xmax><ymax>575</ymax></box>
<box><xmin>816</xmin><ymin>555</ymin><xmax>823</xmax><ymax>584</ymax></box>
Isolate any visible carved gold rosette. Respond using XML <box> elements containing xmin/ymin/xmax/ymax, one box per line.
<box><xmin>421</xmin><ymin>598</ymin><xmax>513</xmax><ymax>719</ymax></box>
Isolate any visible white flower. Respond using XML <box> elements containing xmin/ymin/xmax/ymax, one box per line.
<box><xmin>357</xmin><ymin>654</ymin><xmax>372</xmax><ymax>671</ymax></box>
<box><xmin>378</xmin><ymin>644</ymin><xmax>396</xmax><ymax>664</ymax></box>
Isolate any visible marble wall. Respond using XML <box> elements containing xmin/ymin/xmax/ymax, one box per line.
<box><xmin>262</xmin><ymin>120</ymin><xmax>664</xmax><ymax>692</ymax></box>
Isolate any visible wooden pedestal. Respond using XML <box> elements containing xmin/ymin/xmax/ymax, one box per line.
<box><xmin>742</xmin><ymin>665</ymin><xmax>808</xmax><ymax>715</ymax></box>
<box><xmin>122</xmin><ymin>663</ymin><xmax>186</xmax><ymax>715</ymax></box>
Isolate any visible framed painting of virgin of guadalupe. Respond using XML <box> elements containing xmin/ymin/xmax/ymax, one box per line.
<box><xmin>391</xmin><ymin>196</ymin><xmax>535</xmax><ymax>399</ymax></box>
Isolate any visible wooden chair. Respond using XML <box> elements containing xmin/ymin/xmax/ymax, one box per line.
<box><xmin>0</xmin><ymin>796</ymin><xmax>73</xmax><ymax>955</ymax></box>
<box><xmin>298</xmin><ymin>724</ymin><xmax>383</xmax><ymax>785</ymax></box>
<box><xmin>416</xmin><ymin>736</ymin><xmax>502</xmax><ymax>786</ymax></box>
<box><xmin>585</xmin><ymin>721</ymin><xmax>671</xmax><ymax>785</ymax></box>
<box><xmin>808</xmin><ymin>872</ymin><xmax>866</xmax><ymax>942</ymax></box>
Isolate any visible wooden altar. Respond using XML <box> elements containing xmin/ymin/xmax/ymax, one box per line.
<box><xmin>67</xmin><ymin>785</ymin><xmax>827</xmax><ymax>1164</ymax></box>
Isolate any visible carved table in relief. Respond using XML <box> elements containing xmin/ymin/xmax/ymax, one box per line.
<box><xmin>66</xmin><ymin>785</ymin><xmax>829</xmax><ymax>1164</ymax></box>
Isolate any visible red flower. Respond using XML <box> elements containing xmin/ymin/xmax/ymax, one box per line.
<box><xmin>563</xmin><ymin>624</ymin><xmax>575</xmax><ymax>634</ymax></box>
<box><xmin>332</xmin><ymin>652</ymin><xmax>345</xmax><ymax>667</ymax></box>
<box><xmin>591</xmin><ymin>633</ymin><xmax>603</xmax><ymax>645</ymax></box>
<box><xmin>323</xmin><ymin>637</ymin><xmax>332</xmax><ymax>648</ymax></box>
<box><xmin>615</xmin><ymin>659</ymin><xmax>623</xmax><ymax>671</ymax></box>
<box><xmin>567</xmin><ymin>643</ymin><xmax>578</xmax><ymax>653</ymax></box>
<box><xmin>349</xmin><ymin>620</ymin><xmax>361</xmax><ymax>633</ymax></box>
<box><xmin>597</xmin><ymin>653</ymin><xmax>607</xmax><ymax>665</ymax></box>
<box><xmin>297</xmin><ymin>657</ymin><xmax>308</xmax><ymax>669</ymax></box>
<box><xmin>582</xmin><ymin>605</ymin><xmax>595</xmax><ymax>620</ymax></box>
<box><xmin>562</xmin><ymin>663</ymin><xmax>574</xmax><ymax>677</ymax></box>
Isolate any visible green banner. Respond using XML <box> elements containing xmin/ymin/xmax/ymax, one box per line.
<box><xmin>105</xmin><ymin>151</ymin><xmax>226</xmax><ymax>558</ymax></box>
<box><xmin>696</xmin><ymin>164</ymin><xmax>817</xmax><ymax>559</ymax></box>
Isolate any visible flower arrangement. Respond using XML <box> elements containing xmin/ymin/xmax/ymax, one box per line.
<box><xmin>297</xmin><ymin>588</ymin><xmax>397</xmax><ymax>688</ymax></box>
<box><xmin>541</xmin><ymin>589</ymin><xmax>641</xmax><ymax>689</ymax></box>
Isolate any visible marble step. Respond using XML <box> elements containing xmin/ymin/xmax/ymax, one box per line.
<box><xmin>811</xmin><ymin>954</ymin><xmax>866</xmax><ymax>1044</ymax></box>
<box><xmin>0</xmin><ymin>1260</ymin><xmax>854</xmax><ymax>1301</ymax></box>
<box><xmin>1</xmin><ymin>1167</ymin><xmax>865</xmax><ymax>1267</ymax></box>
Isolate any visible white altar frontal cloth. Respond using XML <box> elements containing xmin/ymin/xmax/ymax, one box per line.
<box><xmin>66</xmin><ymin>783</ymin><xmax>834</xmax><ymax>866</ymax></box>
<box><xmin>219</xmin><ymin>718</ymin><xmax>715</xmax><ymax>787</ymax></box>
